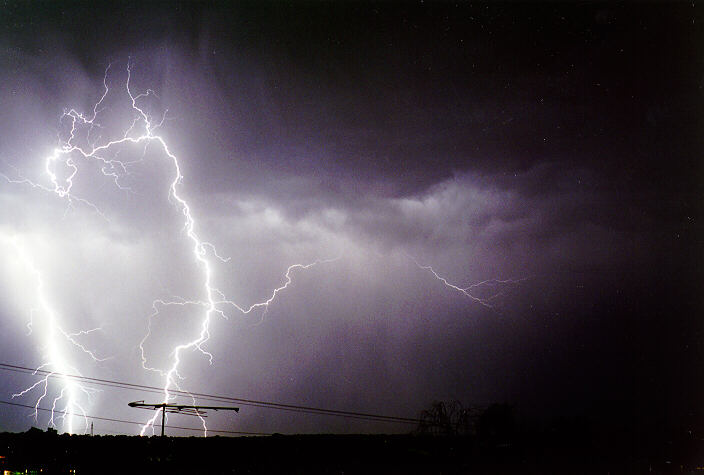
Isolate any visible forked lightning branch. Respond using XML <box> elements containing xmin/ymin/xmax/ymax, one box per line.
<box><xmin>3</xmin><ymin>61</ymin><xmax>334</xmax><ymax>436</ymax></box>
<box><xmin>2</xmin><ymin>60</ymin><xmax>520</xmax><ymax>436</ymax></box>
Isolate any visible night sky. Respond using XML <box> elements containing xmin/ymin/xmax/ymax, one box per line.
<box><xmin>0</xmin><ymin>1</ymin><xmax>702</xmax><ymax>439</ymax></box>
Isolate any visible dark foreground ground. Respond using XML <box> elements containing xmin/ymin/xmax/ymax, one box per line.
<box><xmin>1</xmin><ymin>427</ymin><xmax>703</xmax><ymax>474</ymax></box>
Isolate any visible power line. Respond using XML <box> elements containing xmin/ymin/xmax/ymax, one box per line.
<box><xmin>0</xmin><ymin>399</ymin><xmax>270</xmax><ymax>436</ymax></box>
<box><xmin>0</xmin><ymin>362</ymin><xmax>421</xmax><ymax>425</ymax></box>
<box><xmin>0</xmin><ymin>362</ymin><xmax>417</xmax><ymax>423</ymax></box>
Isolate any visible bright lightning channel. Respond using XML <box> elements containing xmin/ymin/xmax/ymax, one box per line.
<box><xmin>12</xmin><ymin>60</ymin><xmax>334</xmax><ymax>437</ymax></box>
<box><xmin>4</xmin><ymin>236</ymin><xmax>102</xmax><ymax>434</ymax></box>
<box><xmin>4</xmin><ymin>59</ymin><xmax>522</xmax><ymax>437</ymax></box>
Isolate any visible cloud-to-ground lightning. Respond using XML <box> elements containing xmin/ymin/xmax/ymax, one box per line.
<box><xmin>3</xmin><ymin>235</ymin><xmax>102</xmax><ymax>434</ymax></box>
<box><xmin>4</xmin><ymin>60</ymin><xmax>337</xmax><ymax>436</ymax></box>
<box><xmin>4</xmin><ymin>59</ymin><xmax>522</xmax><ymax>436</ymax></box>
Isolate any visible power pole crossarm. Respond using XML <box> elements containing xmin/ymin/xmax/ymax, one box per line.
<box><xmin>127</xmin><ymin>401</ymin><xmax>239</xmax><ymax>436</ymax></box>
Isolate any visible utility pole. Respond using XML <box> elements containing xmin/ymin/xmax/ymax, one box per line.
<box><xmin>90</xmin><ymin>421</ymin><xmax>94</xmax><ymax>436</ymax></box>
<box><xmin>128</xmin><ymin>401</ymin><xmax>239</xmax><ymax>437</ymax></box>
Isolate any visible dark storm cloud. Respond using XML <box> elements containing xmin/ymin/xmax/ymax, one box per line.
<box><xmin>0</xmin><ymin>1</ymin><xmax>702</xmax><ymax>438</ymax></box>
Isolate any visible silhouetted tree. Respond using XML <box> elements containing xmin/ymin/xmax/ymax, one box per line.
<box><xmin>417</xmin><ymin>400</ymin><xmax>476</xmax><ymax>436</ymax></box>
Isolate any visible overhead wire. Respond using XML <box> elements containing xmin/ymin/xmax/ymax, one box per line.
<box><xmin>0</xmin><ymin>362</ymin><xmax>421</xmax><ymax>425</ymax></box>
<box><xmin>0</xmin><ymin>399</ymin><xmax>270</xmax><ymax>436</ymax></box>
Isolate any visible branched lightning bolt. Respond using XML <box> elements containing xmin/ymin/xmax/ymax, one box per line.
<box><xmin>137</xmin><ymin>257</ymin><xmax>339</xmax><ymax>435</ymax></box>
<box><xmin>5</xmin><ymin>58</ymin><xmax>526</xmax><ymax>437</ymax></box>
<box><xmin>215</xmin><ymin>258</ymin><xmax>341</xmax><ymax>316</ymax></box>
<box><xmin>4</xmin><ymin>236</ymin><xmax>103</xmax><ymax>433</ymax></box>
<box><xmin>0</xmin><ymin>165</ymin><xmax>109</xmax><ymax>221</ymax></box>
<box><xmin>7</xmin><ymin>60</ymin><xmax>334</xmax><ymax>436</ymax></box>
<box><xmin>405</xmin><ymin>254</ymin><xmax>528</xmax><ymax>309</ymax></box>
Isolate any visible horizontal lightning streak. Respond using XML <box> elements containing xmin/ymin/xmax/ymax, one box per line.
<box><xmin>405</xmin><ymin>254</ymin><xmax>527</xmax><ymax>309</ymax></box>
